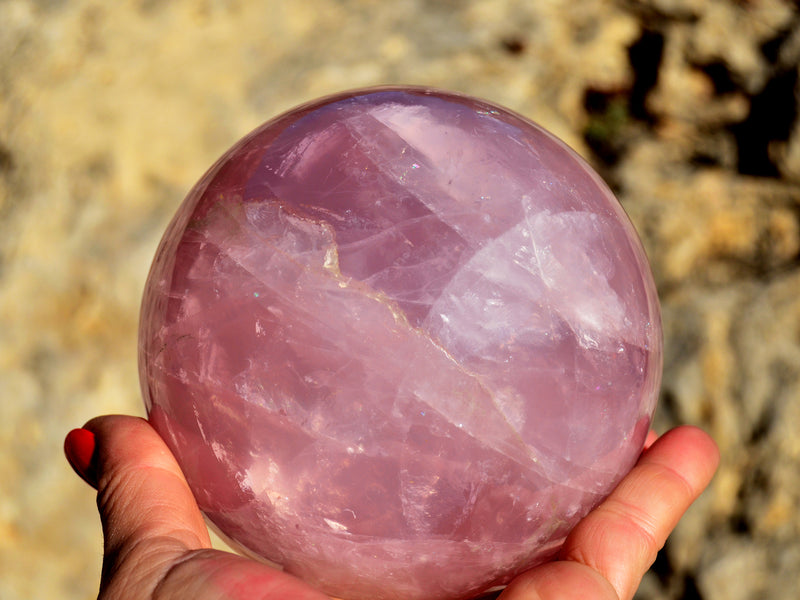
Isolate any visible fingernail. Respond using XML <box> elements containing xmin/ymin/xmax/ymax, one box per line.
<box><xmin>64</xmin><ymin>428</ymin><xmax>99</xmax><ymax>488</ymax></box>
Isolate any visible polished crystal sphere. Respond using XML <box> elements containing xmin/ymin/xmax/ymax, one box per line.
<box><xmin>139</xmin><ymin>87</ymin><xmax>662</xmax><ymax>600</ymax></box>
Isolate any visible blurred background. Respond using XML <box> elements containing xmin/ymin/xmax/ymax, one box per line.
<box><xmin>1</xmin><ymin>0</ymin><xmax>799</xmax><ymax>598</ymax></box>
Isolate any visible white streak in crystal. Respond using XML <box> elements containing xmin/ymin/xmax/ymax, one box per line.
<box><xmin>255</xmin><ymin>319</ymin><xmax>267</xmax><ymax>336</ymax></box>
<box><xmin>242</xmin><ymin>458</ymin><xmax>285</xmax><ymax>507</ymax></box>
<box><xmin>210</xmin><ymin>440</ymin><xmax>227</xmax><ymax>464</ymax></box>
<box><xmin>324</xmin><ymin>518</ymin><xmax>349</xmax><ymax>532</ymax></box>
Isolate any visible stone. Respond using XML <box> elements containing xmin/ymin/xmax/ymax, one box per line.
<box><xmin>138</xmin><ymin>87</ymin><xmax>662</xmax><ymax>600</ymax></box>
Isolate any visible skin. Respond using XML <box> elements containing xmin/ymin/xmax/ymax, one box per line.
<box><xmin>70</xmin><ymin>415</ymin><xmax>718</xmax><ymax>600</ymax></box>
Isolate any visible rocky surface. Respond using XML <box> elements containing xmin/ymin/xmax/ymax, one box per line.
<box><xmin>1</xmin><ymin>1</ymin><xmax>798</xmax><ymax>599</ymax></box>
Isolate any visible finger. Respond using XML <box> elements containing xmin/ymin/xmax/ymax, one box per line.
<box><xmin>558</xmin><ymin>425</ymin><xmax>719</xmax><ymax>600</ymax></box>
<box><xmin>499</xmin><ymin>559</ymin><xmax>618</xmax><ymax>600</ymax></box>
<box><xmin>643</xmin><ymin>429</ymin><xmax>659</xmax><ymax>450</ymax></box>
<box><xmin>150</xmin><ymin>549</ymin><xmax>332</xmax><ymax>600</ymax></box>
<box><xmin>82</xmin><ymin>415</ymin><xmax>212</xmax><ymax>597</ymax></box>
<box><xmin>64</xmin><ymin>427</ymin><xmax>101</xmax><ymax>488</ymax></box>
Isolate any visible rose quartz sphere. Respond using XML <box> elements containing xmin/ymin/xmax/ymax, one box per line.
<box><xmin>139</xmin><ymin>87</ymin><xmax>661</xmax><ymax>600</ymax></box>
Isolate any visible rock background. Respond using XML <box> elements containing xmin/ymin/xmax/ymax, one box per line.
<box><xmin>1</xmin><ymin>0</ymin><xmax>798</xmax><ymax>598</ymax></box>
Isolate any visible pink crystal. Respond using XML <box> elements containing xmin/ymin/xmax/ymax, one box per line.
<box><xmin>139</xmin><ymin>87</ymin><xmax>662</xmax><ymax>600</ymax></box>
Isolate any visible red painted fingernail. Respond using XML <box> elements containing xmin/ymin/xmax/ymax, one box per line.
<box><xmin>64</xmin><ymin>428</ymin><xmax>99</xmax><ymax>488</ymax></box>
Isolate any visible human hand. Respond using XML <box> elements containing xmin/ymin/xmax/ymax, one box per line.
<box><xmin>65</xmin><ymin>416</ymin><xmax>718</xmax><ymax>600</ymax></box>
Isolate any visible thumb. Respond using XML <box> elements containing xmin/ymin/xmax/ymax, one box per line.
<box><xmin>65</xmin><ymin>415</ymin><xmax>212</xmax><ymax>598</ymax></box>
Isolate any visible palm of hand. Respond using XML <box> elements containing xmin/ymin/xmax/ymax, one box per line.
<box><xmin>66</xmin><ymin>417</ymin><xmax>718</xmax><ymax>600</ymax></box>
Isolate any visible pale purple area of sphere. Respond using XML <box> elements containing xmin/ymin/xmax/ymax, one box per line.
<box><xmin>138</xmin><ymin>87</ymin><xmax>662</xmax><ymax>600</ymax></box>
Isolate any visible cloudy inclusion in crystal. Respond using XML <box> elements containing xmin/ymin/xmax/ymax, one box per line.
<box><xmin>139</xmin><ymin>87</ymin><xmax>662</xmax><ymax>600</ymax></box>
